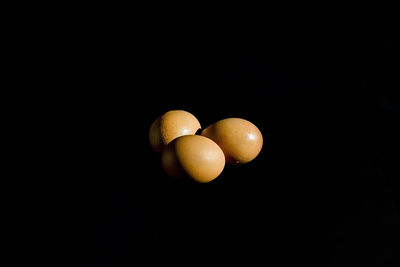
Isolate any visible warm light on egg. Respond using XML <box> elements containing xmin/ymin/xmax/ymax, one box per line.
<box><xmin>201</xmin><ymin>118</ymin><xmax>263</xmax><ymax>165</ymax></box>
<box><xmin>149</xmin><ymin>110</ymin><xmax>201</xmax><ymax>152</ymax></box>
<box><xmin>248</xmin><ymin>133</ymin><xmax>256</xmax><ymax>140</ymax></box>
<box><xmin>161</xmin><ymin>135</ymin><xmax>225</xmax><ymax>183</ymax></box>
<box><xmin>150</xmin><ymin>111</ymin><xmax>263</xmax><ymax>182</ymax></box>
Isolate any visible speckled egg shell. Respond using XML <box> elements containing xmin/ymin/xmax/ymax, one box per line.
<box><xmin>149</xmin><ymin>110</ymin><xmax>201</xmax><ymax>152</ymax></box>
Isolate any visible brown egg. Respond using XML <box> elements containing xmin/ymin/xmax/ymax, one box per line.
<box><xmin>149</xmin><ymin>110</ymin><xmax>201</xmax><ymax>152</ymax></box>
<box><xmin>201</xmin><ymin>118</ymin><xmax>263</xmax><ymax>165</ymax></box>
<box><xmin>161</xmin><ymin>135</ymin><xmax>225</xmax><ymax>183</ymax></box>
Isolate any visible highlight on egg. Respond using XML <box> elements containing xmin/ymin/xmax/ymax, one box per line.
<box><xmin>149</xmin><ymin>110</ymin><xmax>201</xmax><ymax>152</ymax></box>
<box><xmin>201</xmin><ymin>118</ymin><xmax>263</xmax><ymax>165</ymax></box>
<box><xmin>161</xmin><ymin>135</ymin><xmax>225</xmax><ymax>183</ymax></box>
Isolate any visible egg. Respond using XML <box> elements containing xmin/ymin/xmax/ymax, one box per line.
<box><xmin>149</xmin><ymin>110</ymin><xmax>201</xmax><ymax>152</ymax></box>
<box><xmin>201</xmin><ymin>118</ymin><xmax>263</xmax><ymax>165</ymax></box>
<box><xmin>161</xmin><ymin>135</ymin><xmax>225</xmax><ymax>183</ymax></box>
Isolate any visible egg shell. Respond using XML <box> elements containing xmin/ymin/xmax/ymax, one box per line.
<box><xmin>149</xmin><ymin>110</ymin><xmax>201</xmax><ymax>152</ymax></box>
<box><xmin>201</xmin><ymin>118</ymin><xmax>263</xmax><ymax>165</ymax></box>
<box><xmin>161</xmin><ymin>135</ymin><xmax>225</xmax><ymax>183</ymax></box>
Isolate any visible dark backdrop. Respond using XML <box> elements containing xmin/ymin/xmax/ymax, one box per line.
<box><xmin>23</xmin><ymin>2</ymin><xmax>399</xmax><ymax>266</ymax></box>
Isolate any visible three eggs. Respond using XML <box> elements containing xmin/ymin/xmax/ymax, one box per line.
<box><xmin>149</xmin><ymin>110</ymin><xmax>263</xmax><ymax>183</ymax></box>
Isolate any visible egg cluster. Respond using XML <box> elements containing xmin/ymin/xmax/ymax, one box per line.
<box><xmin>149</xmin><ymin>110</ymin><xmax>263</xmax><ymax>183</ymax></box>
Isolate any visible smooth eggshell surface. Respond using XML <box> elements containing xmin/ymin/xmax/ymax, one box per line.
<box><xmin>161</xmin><ymin>135</ymin><xmax>225</xmax><ymax>183</ymax></box>
<box><xmin>149</xmin><ymin>110</ymin><xmax>201</xmax><ymax>152</ymax></box>
<box><xmin>201</xmin><ymin>118</ymin><xmax>263</xmax><ymax>165</ymax></box>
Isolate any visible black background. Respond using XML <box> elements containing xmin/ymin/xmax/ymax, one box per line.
<box><xmin>22</xmin><ymin>2</ymin><xmax>399</xmax><ymax>266</ymax></box>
